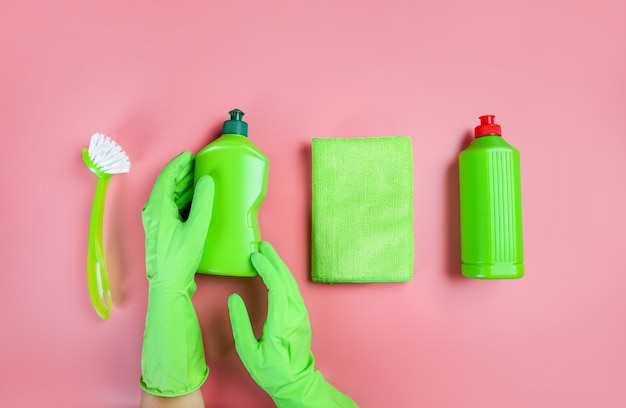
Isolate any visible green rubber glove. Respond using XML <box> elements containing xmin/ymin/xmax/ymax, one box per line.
<box><xmin>140</xmin><ymin>151</ymin><xmax>214</xmax><ymax>397</ymax></box>
<box><xmin>228</xmin><ymin>242</ymin><xmax>359</xmax><ymax>408</ymax></box>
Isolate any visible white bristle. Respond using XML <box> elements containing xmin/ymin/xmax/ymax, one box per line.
<box><xmin>88</xmin><ymin>133</ymin><xmax>131</xmax><ymax>174</ymax></box>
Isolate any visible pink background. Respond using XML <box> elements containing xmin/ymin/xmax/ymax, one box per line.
<box><xmin>1</xmin><ymin>1</ymin><xmax>625</xmax><ymax>407</ymax></box>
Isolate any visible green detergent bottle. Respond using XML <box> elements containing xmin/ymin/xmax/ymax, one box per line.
<box><xmin>458</xmin><ymin>115</ymin><xmax>524</xmax><ymax>279</ymax></box>
<box><xmin>194</xmin><ymin>109</ymin><xmax>269</xmax><ymax>276</ymax></box>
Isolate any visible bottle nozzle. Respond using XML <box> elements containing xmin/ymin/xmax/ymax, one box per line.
<box><xmin>229</xmin><ymin>109</ymin><xmax>244</xmax><ymax>121</ymax></box>
<box><xmin>480</xmin><ymin>115</ymin><xmax>495</xmax><ymax>125</ymax></box>
<box><xmin>474</xmin><ymin>115</ymin><xmax>502</xmax><ymax>137</ymax></box>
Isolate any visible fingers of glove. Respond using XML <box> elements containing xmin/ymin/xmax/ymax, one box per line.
<box><xmin>227</xmin><ymin>293</ymin><xmax>258</xmax><ymax>359</ymax></box>
<box><xmin>172</xmin><ymin>169</ymin><xmax>195</xmax><ymax>213</ymax></box>
<box><xmin>185</xmin><ymin>175</ymin><xmax>215</xmax><ymax>236</ymax></box>
<box><xmin>251</xmin><ymin>251</ymin><xmax>289</xmax><ymax>332</ymax></box>
<box><xmin>258</xmin><ymin>242</ymin><xmax>303</xmax><ymax>304</ymax></box>
<box><xmin>144</xmin><ymin>151</ymin><xmax>193</xmax><ymax>216</ymax></box>
<box><xmin>168</xmin><ymin>154</ymin><xmax>195</xmax><ymax>213</ymax></box>
<box><xmin>155</xmin><ymin>151</ymin><xmax>193</xmax><ymax>197</ymax></box>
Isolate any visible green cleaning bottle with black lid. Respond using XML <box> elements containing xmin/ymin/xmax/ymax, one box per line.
<box><xmin>459</xmin><ymin>115</ymin><xmax>524</xmax><ymax>279</ymax></box>
<box><xmin>194</xmin><ymin>109</ymin><xmax>269</xmax><ymax>277</ymax></box>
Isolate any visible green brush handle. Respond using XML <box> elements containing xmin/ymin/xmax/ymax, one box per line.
<box><xmin>87</xmin><ymin>176</ymin><xmax>112</xmax><ymax>320</ymax></box>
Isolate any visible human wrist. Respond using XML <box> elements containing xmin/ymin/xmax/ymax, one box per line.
<box><xmin>140</xmin><ymin>389</ymin><xmax>205</xmax><ymax>408</ymax></box>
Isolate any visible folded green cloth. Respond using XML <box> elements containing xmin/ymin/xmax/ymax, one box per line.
<box><xmin>311</xmin><ymin>136</ymin><xmax>414</xmax><ymax>283</ymax></box>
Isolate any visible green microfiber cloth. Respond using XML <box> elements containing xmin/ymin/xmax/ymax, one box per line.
<box><xmin>311</xmin><ymin>136</ymin><xmax>414</xmax><ymax>283</ymax></box>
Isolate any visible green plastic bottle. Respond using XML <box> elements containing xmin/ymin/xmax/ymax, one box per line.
<box><xmin>194</xmin><ymin>109</ymin><xmax>269</xmax><ymax>277</ymax></box>
<box><xmin>458</xmin><ymin>115</ymin><xmax>524</xmax><ymax>279</ymax></box>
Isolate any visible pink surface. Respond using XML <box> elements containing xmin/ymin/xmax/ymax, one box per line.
<box><xmin>1</xmin><ymin>1</ymin><xmax>625</xmax><ymax>407</ymax></box>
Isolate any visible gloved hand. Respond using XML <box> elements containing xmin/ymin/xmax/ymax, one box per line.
<box><xmin>228</xmin><ymin>242</ymin><xmax>359</xmax><ymax>408</ymax></box>
<box><xmin>140</xmin><ymin>151</ymin><xmax>214</xmax><ymax>397</ymax></box>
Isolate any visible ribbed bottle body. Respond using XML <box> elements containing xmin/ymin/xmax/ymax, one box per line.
<box><xmin>459</xmin><ymin>135</ymin><xmax>524</xmax><ymax>279</ymax></box>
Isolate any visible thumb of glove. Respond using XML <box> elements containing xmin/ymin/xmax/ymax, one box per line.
<box><xmin>228</xmin><ymin>293</ymin><xmax>257</xmax><ymax>355</ymax></box>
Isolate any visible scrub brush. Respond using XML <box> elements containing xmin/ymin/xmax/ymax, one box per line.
<box><xmin>82</xmin><ymin>133</ymin><xmax>131</xmax><ymax>320</ymax></box>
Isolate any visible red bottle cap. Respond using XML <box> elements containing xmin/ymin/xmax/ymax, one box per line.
<box><xmin>474</xmin><ymin>115</ymin><xmax>501</xmax><ymax>137</ymax></box>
